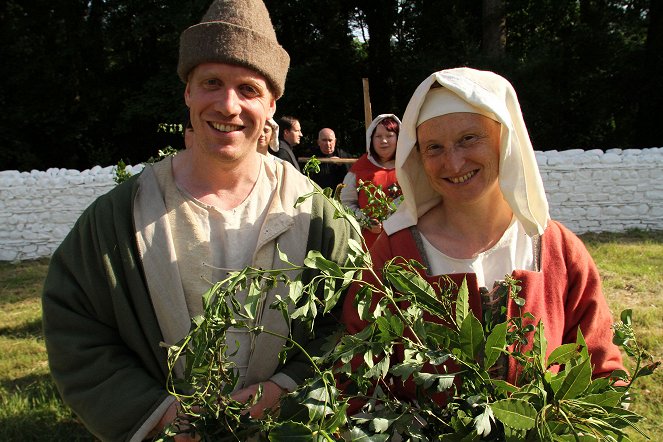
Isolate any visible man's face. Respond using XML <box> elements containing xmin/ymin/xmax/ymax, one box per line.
<box><xmin>184</xmin><ymin>63</ymin><xmax>276</xmax><ymax>164</ymax></box>
<box><xmin>317</xmin><ymin>129</ymin><xmax>336</xmax><ymax>155</ymax></box>
<box><xmin>284</xmin><ymin>120</ymin><xmax>302</xmax><ymax>146</ymax></box>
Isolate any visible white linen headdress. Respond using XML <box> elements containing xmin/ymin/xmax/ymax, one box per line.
<box><xmin>365</xmin><ymin>113</ymin><xmax>402</xmax><ymax>155</ymax></box>
<box><xmin>266</xmin><ymin>118</ymin><xmax>280</xmax><ymax>151</ymax></box>
<box><xmin>382</xmin><ymin>67</ymin><xmax>549</xmax><ymax>237</ymax></box>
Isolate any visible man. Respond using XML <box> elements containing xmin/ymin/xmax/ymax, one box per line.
<box><xmin>269</xmin><ymin>115</ymin><xmax>302</xmax><ymax>171</ymax></box>
<box><xmin>305</xmin><ymin>127</ymin><xmax>353</xmax><ymax>190</ymax></box>
<box><xmin>41</xmin><ymin>1</ymin><xmax>357</xmax><ymax>441</ymax></box>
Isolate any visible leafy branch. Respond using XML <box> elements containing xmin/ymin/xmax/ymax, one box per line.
<box><xmin>157</xmin><ymin>161</ymin><xmax>658</xmax><ymax>441</ymax></box>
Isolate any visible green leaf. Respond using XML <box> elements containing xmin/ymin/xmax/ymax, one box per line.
<box><xmin>413</xmin><ymin>372</ymin><xmax>456</xmax><ymax>392</ymax></box>
<box><xmin>490</xmin><ymin>398</ymin><xmax>537</xmax><ymax>430</ymax></box>
<box><xmin>532</xmin><ymin>321</ymin><xmax>547</xmax><ymax>371</ymax></box>
<box><xmin>455</xmin><ymin>277</ymin><xmax>469</xmax><ymax>327</ymax></box>
<box><xmin>243</xmin><ymin>278</ymin><xmax>262</xmax><ymax>320</ymax></box>
<box><xmin>304</xmin><ymin>250</ymin><xmax>344</xmax><ymax>277</ymax></box>
<box><xmin>355</xmin><ymin>285</ymin><xmax>374</xmax><ymax>321</ymax></box>
<box><xmin>302</xmin><ymin>380</ymin><xmax>334</xmax><ymax>421</ymax></box>
<box><xmin>581</xmin><ymin>391</ymin><xmax>624</xmax><ymax>408</ymax></box>
<box><xmin>484</xmin><ymin>321</ymin><xmax>508</xmax><ymax>370</ymax></box>
<box><xmin>390</xmin><ymin>360</ymin><xmax>424</xmax><ymax>380</ymax></box>
<box><xmin>459</xmin><ymin>313</ymin><xmax>484</xmax><ymax>361</ymax></box>
<box><xmin>322</xmin><ymin>278</ymin><xmax>341</xmax><ymax>314</ymax></box>
<box><xmin>276</xmin><ymin>243</ymin><xmax>293</xmax><ymax>266</ymax></box>
<box><xmin>295</xmin><ymin>191</ymin><xmax>317</xmax><ymax>207</ymax></box>
<box><xmin>547</xmin><ymin>343</ymin><xmax>582</xmax><ymax>368</ymax></box>
<box><xmin>287</xmin><ymin>279</ymin><xmax>305</xmax><ymax>304</ymax></box>
<box><xmin>620</xmin><ymin>309</ymin><xmax>633</xmax><ymax>326</ymax></box>
<box><xmin>268</xmin><ymin>421</ymin><xmax>313</xmax><ymax>440</ymax></box>
<box><xmin>555</xmin><ymin>357</ymin><xmax>591</xmax><ymax>400</ymax></box>
<box><xmin>490</xmin><ymin>379</ymin><xmax>518</xmax><ymax>394</ymax></box>
<box><xmin>323</xmin><ymin>401</ymin><xmax>348</xmax><ymax>434</ymax></box>
<box><xmin>349</xmin><ymin>427</ymin><xmax>390</xmax><ymax>441</ymax></box>
<box><xmin>576</xmin><ymin>327</ymin><xmax>590</xmax><ymax>359</ymax></box>
<box><xmin>371</xmin><ymin>417</ymin><xmax>391</xmax><ymax>433</ymax></box>
<box><xmin>365</xmin><ymin>356</ymin><xmax>390</xmax><ymax>380</ymax></box>
<box><xmin>383</xmin><ymin>264</ymin><xmax>447</xmax><ymax>318</ymax></box>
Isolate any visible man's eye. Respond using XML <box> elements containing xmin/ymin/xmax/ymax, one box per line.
<box><xmin>239</xmin><ymin>85</ymin><xmax>259</xmax><ymax>96</ymax></box>
<box><xmin>204</xmin><ymin>79</ymin><xmax>220</xmax><ymax>87</ymax></box>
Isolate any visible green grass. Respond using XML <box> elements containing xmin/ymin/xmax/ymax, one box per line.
<box><xmin>581</xmin><ymin>229</ymin><xmax>663</xmax><ymax>440</ymax></box>
<box><xmin>0</xmin><ymin>259</ymin><xmax>95</xmax><ymax>441</ymax></box>
<box><xmin>0</xmin><ymin>230</ymin><xmax>661</xmax><ymax>441</ymax></box>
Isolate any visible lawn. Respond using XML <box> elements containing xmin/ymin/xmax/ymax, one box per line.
<box><xmin>0</xmin><ymin>230</ymin><xmax>661</xmax><ymax>441</ymax></box>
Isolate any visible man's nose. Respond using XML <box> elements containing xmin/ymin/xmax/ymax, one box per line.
<box><xmin>215</xmin><ymin>88</ymin><xmax>241</xmax><ymax>116</ymax></box>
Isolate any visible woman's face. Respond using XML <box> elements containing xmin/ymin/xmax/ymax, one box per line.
<box><xmin>257</xmin><ymin>124</ymin><xmax>273</xmax><ymax>153</ymax></box>
<box><xmin>417</xmin><ymin>112</ymin><xmax>502</xmax><ymax>206</ymax></box>
<box><xmin>372</xmin><ymin>123</ymin><xmax>398</xmax><ymax>163</ymax></box>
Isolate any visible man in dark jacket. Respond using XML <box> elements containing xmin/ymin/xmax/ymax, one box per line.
<box><xmin>269</xmin><ymin>115</ymin><xmax>302</xmax><ymax>171</ymax></box>
<box><xmin>303</xmin><ymin>127</ymin><xmax>354</xmax><ymax>190</ymax></box>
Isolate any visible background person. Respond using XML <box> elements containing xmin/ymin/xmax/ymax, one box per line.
<box><xmin>270</xmin><ymin>115</ymin><xmax>301</xmax><ymax>170</ymax></box>
<box><xmin>304</xmin><ymin>127</ymin><xmax>352</xmax><ymax>190</ymax></box>
<box><xmin>343</xmin><ymin>67</ymin><xmax>624</xmax><ymax>407</ymax></box>
<box><xmin>41</xmin><ymin>1</ymin><xmax>358</xmax><ymax>441</ymax></box>
<box><xmin>257</xmin><ymin>118</ymin><xmax>282</xmax><ymax>162</ymax></box>
<box><xmin>340</xmin><ymin>114</ymin><xmax>402</xmax><ymax>248</ymax></box>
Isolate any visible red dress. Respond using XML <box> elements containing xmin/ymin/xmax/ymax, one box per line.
<box><xmin>342</xmin><ymin>221</ymin><xmax>625</xmax><ymax>410</ymax></box>
<box><xmin>349</xmin><ymin>154</ymin><xmax>400</xmax><ymax>248</ymax></box>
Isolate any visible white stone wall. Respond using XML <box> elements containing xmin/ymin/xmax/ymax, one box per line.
<box><xmin>536</xmin><ymin>148</ymin><xmax>663</xmax><ymax>233</ymax></box>
<box><xmin>0</xmin><ymin>164</ymin><xmax>143</xmax><ymax>261</ymax></box>
<box><xmin>1</xmin><ymin>148</ymin><xmax>661</xmax><ymax>261</ymax></box>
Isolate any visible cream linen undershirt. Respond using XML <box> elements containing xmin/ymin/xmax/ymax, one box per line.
<box><xmin>420</xmin><ymin>217</ymin><xmax>535</xmax><ymax>288</ymax></box>
<box><xmin>156</xmin><ymin>157</ymin><xmax>275</xmax><ymax>388</ymax></box>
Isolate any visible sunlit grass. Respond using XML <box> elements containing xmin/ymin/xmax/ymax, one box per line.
<box><xmin>581</xmin><ymin>229</ymin><xmax>663</xmax><ymax>440</ymax></box>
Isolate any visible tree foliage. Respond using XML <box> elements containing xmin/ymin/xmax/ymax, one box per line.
<box><xmin>1</xmin><ymin>0</ymin><xmax>660</xmax><ymax>171</ymax></box>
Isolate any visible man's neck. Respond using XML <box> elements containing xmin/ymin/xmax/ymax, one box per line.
<box><xmin>172</xmin><ymin>149</ymin><xmax>262</xmax><ymax>210</ymax></box>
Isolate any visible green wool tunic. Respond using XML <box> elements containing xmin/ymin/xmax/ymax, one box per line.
<box><xmin>42</xmin><ymin>160</ymin><xmax>358</xmax><ymax>442</ymax></box>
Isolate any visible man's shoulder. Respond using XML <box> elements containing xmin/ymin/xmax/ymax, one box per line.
<box><xmin>337</xmin><ymin>148</ymin><xmax>353</xmax><ymax>158</ymax></box>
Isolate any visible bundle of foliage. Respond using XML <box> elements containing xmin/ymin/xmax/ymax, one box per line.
<box><xmin>355</xmin><ymin>179</ymin><xmax>403</xmax><ymax>230</ymax></box>
<box><xmin>113</xmin><ymin>146</ymin><xmax>179</xmax><ymax>184</ymax></box>
<box><xmin>158</xmin><ymin>162</ymin><xmax>658</xmax><ymax>441</ymax></box>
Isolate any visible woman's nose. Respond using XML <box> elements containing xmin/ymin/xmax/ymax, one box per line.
<box><xmin>443</xmin><ymin>148</ymin><xmax>465</xmax><ymax>172</ymax></box>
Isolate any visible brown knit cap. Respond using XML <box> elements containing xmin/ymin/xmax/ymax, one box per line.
<box><xmin>177</xmin><ymin>0</ymin><xmax>290</xmax><ymax>99</ymax></box>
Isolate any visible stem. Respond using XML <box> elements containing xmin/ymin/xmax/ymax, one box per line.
<box><xmin>253</xmin><ymin>328</ymin><xmax>323</xmax><ymax>377</ymax></box>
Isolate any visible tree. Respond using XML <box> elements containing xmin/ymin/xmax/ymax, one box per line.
<box><xmin>0</xmin><ymin>0</ymin><xmax>659</xmax><ymax>171</ymax></box>
<box><xmin>636</xmin><ymin>0</ymin><xmax>663</xmax><ymax>147</ymax></box>
<box><xmin>482</xmin><ymin>0</ymin><xmax>506</xmax><ymax>59</ymax></box>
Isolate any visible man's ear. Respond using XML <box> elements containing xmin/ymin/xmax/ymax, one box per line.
<box><xmin>267</xmin><ymin>98</ymin><xmax>276</xmax><ymax>119</ymax></box>
<box><xmin>184</xmin><ymin>83</ymin><xmax>191</xmax><ymax>107</ymax></box>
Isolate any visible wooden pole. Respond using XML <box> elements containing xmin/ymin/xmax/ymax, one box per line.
<box><xmin>362</xmin><ymin>78</ymin><xmax>372</xmax><ymax>130</ymax></box>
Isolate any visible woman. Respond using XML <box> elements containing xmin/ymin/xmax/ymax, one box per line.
<box><xmin>340</xmin><ymin>114</ymin><xmax>403</xmax><ymax>248</ymax></box>
<box><xmin>257</xmin><ymin>118</ymin><xmax>282</xmax><ymax>162</ymax></box>
<box><xmin>342</xmin><ymin>68</ymin><xmax>624</xmax><ymax>402</ymax></box>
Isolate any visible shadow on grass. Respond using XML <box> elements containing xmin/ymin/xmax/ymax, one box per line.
<box><xmin>0</xmin><ymin>413</ymin><xmax>96</xmax><ymax>442</ymax></box>
<box><xmin>0</xmin><ymin>318</ymin><xmax>43</xmax><ymax>340</ymax></box>
<box><xmin>580</xmin><ymin>229</ymin><xmax>663</xmax><ymax>244</ymax></box>
<box><xmin>0</xmin><ymin>373</ymin><xmax>96</xmax><ymax>441</ymax></box>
